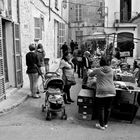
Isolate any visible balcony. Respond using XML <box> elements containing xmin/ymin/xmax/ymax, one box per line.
<box><xmin>114</xmin><ymin>12</ymin><xmax>138</xmax><ymax>23</ymax></box>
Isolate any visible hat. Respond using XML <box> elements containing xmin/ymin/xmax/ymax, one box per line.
<box><xmin>84</xmin><ymin>51</ymin><xmax>90</xmax><ymax>56</ymax></box>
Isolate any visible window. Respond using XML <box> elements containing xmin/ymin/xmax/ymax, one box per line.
<box><xmin>40</xmin><ymin>15</ymin><xmax>44</xmax><ymax>31</ymax></box>
<box><xmin>75</xmin><ymin>4</ymin><xmax>82</xmax><ymax>21</ymax></box>
<box><xmin>58</xmin><ymin>22</ymin><xmax>65</xmax><ymax>57</ymax></box>
<box><xmin>120</xmin><ymin>0</ymin><xmax>131</xmax><ymax>22</ymax></box>
<box><xmin>0</xmin><ymin>0</ymin><xmax>4</xmax><ymax>11</ymax></box>
<box><xmin>75</xmin><ymin>31</ymin><xmax>83</xmax><ymax>45</ymax></box>
<box><xmin>34</xmin><ymin>17</ymin><xmax>41</xmax><ymax>40</ymax></box>
<box><xmin>63</xmin><ymin>0</ymin><xmax>67</xmax><ymax>9</ymax></box>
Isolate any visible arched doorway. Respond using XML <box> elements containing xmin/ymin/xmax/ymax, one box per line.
<box><xmin>117</xmin><ymin>32</ymin><xmax>134</xmax><ymax>57</ymax></box>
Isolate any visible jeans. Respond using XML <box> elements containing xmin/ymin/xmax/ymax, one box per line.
<box><xmin>28</xmin><ymin>73</ymin><xmax>39</xmax><ymax>96</ymax></box>
<box><xmin>96</xmin><ymin>97</ymin><xmax>114</xmax><ymax>127</ymax></box>
<box><xmin>63</xmin><ymin>85</ymin><xmax>71</xmax><ymax>102</ymax></box>
<box><xmin>77</xmin><ymin>62</ymin><xmax>82</xmax><ymax>78</ymax></box>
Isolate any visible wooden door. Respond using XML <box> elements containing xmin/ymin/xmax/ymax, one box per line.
<box><xmin>0</xmin><ymin>17</ymin><xmax>6</xmax><ymax>100</ymax></box>
<box><xmin>13</xmin><ymin>23</ymin><xmax>23</xmax><ymax>88</ymax></box>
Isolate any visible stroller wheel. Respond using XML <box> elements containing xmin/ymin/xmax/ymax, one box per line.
<box><xmin>46</xmin><ymin>111</ymin><xmax>52</xmax><ymax>120</ymax></box>
<box><xmin>61</xmin><ymin>114</ymin><xmax>67</xmax><ymax>120</ymax></box>
<box><xmin>42</xmin><ymin>104</ymin><xmax>46</xmax><ymax>112</ymax></box>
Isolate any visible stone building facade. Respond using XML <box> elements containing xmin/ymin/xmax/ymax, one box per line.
<box><xmin>0</xmin><ymin>0</ymin><xmax>22</xmax><ymax>100</ymax></box>
<box><xmin>104</xmin><ymin>0</ymin><xmax>140</xmax><ymax>58</ymax></box>
<box><xmin>20</xmin><ymin>0</ymin><xmax>69</xmax><ymax>86</ymax></box>
<box><xmin>69</xmin><ymin>0</ymin><xmax>105</xmax><ymax>45</ymax></box>
<box><xmin>0</xmin><ymin>0</ymin><xmax>69</xmax><ymax>101</ymax></box>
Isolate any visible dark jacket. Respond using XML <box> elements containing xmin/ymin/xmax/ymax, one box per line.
<box><xmin>82</xmin><ymin>56</ymin><xmax>91</xmax><ymax>69</ymax></box>
<box><xmin>36</xmin><ymin>49</ymin><xmax>45</xmax><ymax>67</ymax></box>
<box><xmin>26</xmin><ymin>51</ymin><xmax>41</xmax><ymax>74</ymax></box>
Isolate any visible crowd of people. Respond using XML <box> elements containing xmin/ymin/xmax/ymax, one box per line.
<box><xmin>26</xmin><ymin>40</ymin><xmax>137</xmax><ymax>130</ymax></box>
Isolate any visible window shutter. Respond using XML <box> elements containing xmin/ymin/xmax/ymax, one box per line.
<box><xmin>0</xmin><ymin>17</ymin><xmax>6</xmax><ymax>100</ymax></box>
<box><xmin>34</xmin><ymin>17</ymin><xmax>41</xmax><ymax>40</ymax></box>
<box><xmin>13</xmin><ymin>23</ymin><xmax>23</xmax><ymax>88</ymax></box>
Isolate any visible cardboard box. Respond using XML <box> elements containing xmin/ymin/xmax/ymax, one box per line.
<box><xmin>77</xmin><ymin>89</ymin><xmax>95</xmax><ymax>106</ymax></box>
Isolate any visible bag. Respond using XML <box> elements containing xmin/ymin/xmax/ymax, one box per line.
<box><xmin>34</xmin><ymin>64</ymin><xmax>42</xmax><ymax>75</ymax></box>
<box><xmin>65</xmin><ymin>74</ymin><xmax>76</xmax><ymax>86</ymax></box>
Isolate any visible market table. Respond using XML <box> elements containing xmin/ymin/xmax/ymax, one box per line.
<box><xmin>114</xmin><ymin>81</ymin><xmax>140</xmax><ymax>104</ymax></box>
<box><xmin>112</xmin><ymin>81</ymin><xmax>140</xmax><ymax>123</ymax></box>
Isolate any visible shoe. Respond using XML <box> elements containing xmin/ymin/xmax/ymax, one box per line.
<box><xmin>36</xmin><ymin>92</ymin><xmax>40</xmax><ymax>94</ymax></box>
<box><xmin>28</xmin><ymin>94</ymin><xmax>33</xmax><ymax>97</ymax></box>
<box><xmin>104</xmin><ymin>125</ymin><xmax>108</xmax><ymax>128</ymax></box>
<box><xmin>95</xmin><ymin>123</ymin><xmax>105</xmax><ymax>130</ymax></box>
<box><xmin>32</xmin><ymin>94</ymin><xmax>41</xmax><ymax>99</ymax></box>
<box><xmin>67</xmin><ymin>99</ymin><xmax>74</xmax><ymax>103</ymax></box>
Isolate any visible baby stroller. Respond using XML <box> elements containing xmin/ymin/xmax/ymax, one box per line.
<box><xmin>41</xmin><ymin>72</ymin><xmax>67</xmax><ymax>120</ymax></box>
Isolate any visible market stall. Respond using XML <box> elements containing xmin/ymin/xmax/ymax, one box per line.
<box><xmin>77</xmin><ymin>55</ymin><xmax>140</xmax><ymax>123</ymax></box>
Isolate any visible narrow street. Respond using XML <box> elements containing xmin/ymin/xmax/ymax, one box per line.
<box><xmin>0</xmin><ymin>74</ymin><xmax>140</xmax><ymax>140</ymax></box>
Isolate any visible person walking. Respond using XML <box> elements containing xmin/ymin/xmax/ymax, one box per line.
<box><xmin>59</xmin><ymin>52</ymin><xmax>75</xmax><ymax>104</ymax></box>
<box><xmin>88</xmin><ymin>56</ymin><xmax>116</xmax><ymax>130</ymax></box>
<box><xmin>26</xmin><ymin>44</ymin><xmax>41</xmax><ymax>98</ymax></box>
<box><xmin>72</xmin><ymin>46</ymin><xmax>79</xmax><ymax>72</ymax></box>
<box><xmin>77</xmin><ymin>49</ymin><xmax>83</xmax><ymax>78</ymax></box>
<box><xmin>61</xmin><ymin>42</ymin><xmax>69</xmax><ymax>55</ymax></box>
<box><xmin>70</xmin><ymin>40</ymin><xmax>75</xmax><ymax>54</ymax></box>
<box><xmin>82</xmin><ymin>51</ymin><xmax>91</xmax><ymax>85</ymax></box>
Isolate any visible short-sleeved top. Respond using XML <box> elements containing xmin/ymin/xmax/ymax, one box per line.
<box><xmin>59</xmin><ymin>59</ymin><xmax>74</xmax><ymax>77</ymax></box>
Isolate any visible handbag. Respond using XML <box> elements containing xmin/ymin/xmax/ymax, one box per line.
<box><xmin>63</xmin><ymin>68</ymin><xmax>76</xmax><ymax>86</ymax></box>
<box><xmin>65</xmin><ymin>74</ymin><xmax>76</xmax><ymax>86</ymax></box>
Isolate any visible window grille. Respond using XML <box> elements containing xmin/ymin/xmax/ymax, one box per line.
<box><xmin>75</xmin><ymin>4</ymin><xmax>82</xmax><ymax>21</ymax></box>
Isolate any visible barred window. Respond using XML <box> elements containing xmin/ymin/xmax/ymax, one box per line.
<box><xmin>76</xmin><ymin>4</ymin><xmax>82</xmax><ymax>21</ymax></box>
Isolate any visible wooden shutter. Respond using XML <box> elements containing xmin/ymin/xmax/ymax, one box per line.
<box><xmin>0</xmin><ymin>17</ymin><xmax>6</xmax><ymax>100</ymax></box>
<box><xmin>13</xmin><ymin>23</ymin><xmax>23</xmax><ymax>88</ymax></box>
<box><xmin>34</xmin><ymin>17</ymin><xmax>41</xmax><ymax>40</ymax></box>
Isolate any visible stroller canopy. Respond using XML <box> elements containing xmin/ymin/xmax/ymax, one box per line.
<box><xmin>44</xmin><ymin>77</ymin><xmax>64</xmax><ymax>90</ymax></box>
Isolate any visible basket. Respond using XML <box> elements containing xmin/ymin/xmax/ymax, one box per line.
<box><xmin>49</xmin><ymin>102</ymin><xmax>63</xmax><ymax>109</ymax></box>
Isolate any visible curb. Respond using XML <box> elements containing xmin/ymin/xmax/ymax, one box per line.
<box><xmin>0</xmin><ymin>95</ymin><xmax>29</xmax><ymax>116</ymax></box>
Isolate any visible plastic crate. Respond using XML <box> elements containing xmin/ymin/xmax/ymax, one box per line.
<box><xmin>78</xmin><ymin>113</ymin><xmax>92</xmax><ymax>121</ymax></box>
<box><xmin>78</xmin><ymin>105</ymin><xmax>93</xmax><ymax>114</ymax></box>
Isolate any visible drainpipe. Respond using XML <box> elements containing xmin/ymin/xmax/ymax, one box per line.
<box><xmin>17</xmin><ymin>0</ymin><xmax>20</xmax><ymax>23</ymax></box>
<box><xmin>49</xmin><ymin>0</ymin><xmax>51</xmax><ymax>21</ymax></box>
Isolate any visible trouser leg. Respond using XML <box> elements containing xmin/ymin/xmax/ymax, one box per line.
<box><xmin>96</xmin><ymin>98</ymin><xmax>105</xmax><ymax>127</ymax></box>
<box><xmin>77</xmin><ymin>64</ymin><xmax>80</xmax><ymax>78</ymax></box>
<box><xmin>104</xmin><ymin>97</ymin><xmax>114</xmax><ymax>125</ymax></box>
<box><xmin>82</xmin><ymin>68</ymin><xmax>88</xmax><ymax>85</ymax></box>
<box><xmin>32</xmin><ymin>73</ymin><xmax>39</xmax><ymax>96</ymax></box>
<box><xmin>63</xmin><ymin>85</ymin><xmax>71</xmax><ymax>101</ymax></box>
<box><xmin>28</xmin><ymin>74</ymin><xmax>33</xmax><ymax>95</ymax></box>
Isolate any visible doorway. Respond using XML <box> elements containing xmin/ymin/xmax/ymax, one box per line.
<box><xmin>2</xmin><ymin>20</ymin><xmax>9</xmax><ymax>86</ymax></box>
